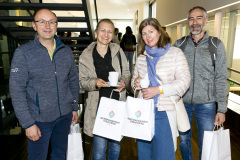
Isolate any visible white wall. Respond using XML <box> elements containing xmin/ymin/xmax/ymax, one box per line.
<box><xmin>133</xmin><ymin>1</ymin><xmax>150</xmax><ymax>39</ymax></box>
<box><xmin>137</xmin><ymin>2</ymin><xmax>148</xmax><ymax>27</ymax></box>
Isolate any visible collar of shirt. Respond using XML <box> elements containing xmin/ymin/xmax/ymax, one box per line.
<box><xmin>48</xmin><ymin>39</ymin><xmax>56</xmax><ymax>61</ymax></box>
<box><xmin>191</xmin><ymin>32</ymin><xmax>205</xmax><ymax>47</ymax></box>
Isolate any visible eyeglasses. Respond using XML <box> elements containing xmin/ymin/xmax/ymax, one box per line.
<box><xmin>34</xmin><ymin>20</ymin><xmax>57</xmax><ymax>27</ymax></box>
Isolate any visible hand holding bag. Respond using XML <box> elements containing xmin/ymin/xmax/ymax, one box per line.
<box><xmin>201</xmin><ymin>125</ymin><xmax>231</xmax><ymax>160</ymax></box>
<box><xmin>170</xmin><ymin>96</ymin><xmax>190</xmax><ymax>132</ymax></box>
<box><xmin>92</xmin><ymin>91</ymin><xmax>126</xmax><ymax>141</ymax></box>
<box><xmin>66</xmin><ymin>123</ymin><xmax>84</xmax><ymax>160</ymax></box>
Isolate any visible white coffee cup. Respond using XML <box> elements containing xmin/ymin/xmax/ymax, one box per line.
<box><xmin>108</xmin><ymin>71</ymin><xmax>119</xmax><ymax>86</ymax></box>
<box><xmin>140</xmin><ymin>79</ymin><xmax>150</xmax><ymax>88</ymax></box>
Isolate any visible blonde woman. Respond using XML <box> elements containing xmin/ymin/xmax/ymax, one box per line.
<box><xmin>79</xmin><ymin>19</ymin><xmax>130</xmax><ymax>160</ymax></box>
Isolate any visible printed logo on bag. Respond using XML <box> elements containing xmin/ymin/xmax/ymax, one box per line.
<box><xmin>109</xmin><ymin>111</ymin><xmax>115</xmax><ymax>118</ymax></box>
<box><xmin>127</xmin><ymin>110</ymin><xmax>149</xmax><ymax>125</ymax></box>
<box><xmin>135</xmin><ymin>110</ymin><xmax>141</xmax><ymax>118</ymax></box>
<box><xmin>100</xmin><ymin>111</ymin><xmax>120</xmax><ymax>126</ymax></box>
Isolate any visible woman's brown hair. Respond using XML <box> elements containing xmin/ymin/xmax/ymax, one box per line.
<box><xmin>138</xmin><ymin>18</ymin><xmax>171</xmax><ymax>55</ymax></box>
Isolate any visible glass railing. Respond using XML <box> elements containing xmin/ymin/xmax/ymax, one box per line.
<box><xmin>227</xmin><ymin>67</ymin><xmax>240</xmax><ymax>116</ymax></box>
<box><xmin>228</xmin><ymin>67</ymin><xmax>240</xmax><ymax>95</ymax></box>
<box><xmin>0</xmin><ymin>0</ymin><xmax>34</xmax><ymax>134</ymax></box>
<box><xmin>0</xmin><ymin>33</ymin><xmax>18</xmax><ymax>134</ymax></box>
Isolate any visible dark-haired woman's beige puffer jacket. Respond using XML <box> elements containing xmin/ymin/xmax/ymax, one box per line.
<box><xmin>131</xmin><ymin>46</ymin><xmax>190</xmax><ymax>151</ymax></box>
<box><xmin>132</xmin><ymin>46</ymin><xmax>191</xmax><ymax>111</ymax></box>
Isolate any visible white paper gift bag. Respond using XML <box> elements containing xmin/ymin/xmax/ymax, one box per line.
<box><xmin>92</xmin><ymin>96</ymin><xmax>126</xmax><ymax>141</ymax></box>
<box><xmin>201</xmin><ymin>125</ymin><xmax>231</xmax><ymax>160</ymax></box>
<box><xmin>66</xmin><ymin>123</ymin><xmax>84</xmax><ymax>160</ymax></box>
<box><xmin>122</xmin><ymin>96</ymin><xmax>154</xmax><ymax>141</ymax></box>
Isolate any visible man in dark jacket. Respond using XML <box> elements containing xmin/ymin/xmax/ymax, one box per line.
<box><xmin>9</xmin><ymin>9</ymin><xmax>79</xmax><ymax>160</ymax></box>
<box><xmin>174</xmin><ymin>6</ymin><xmax>227</xmax><ymax>160</ymax></box>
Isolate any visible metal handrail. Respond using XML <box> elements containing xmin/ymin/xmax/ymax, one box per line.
<box><xmin>227</xmin><ymin>67</ymin><xmax>240</xmax><ymax>86</ymax></box>
<box><xmin>227</xmin><ymin>78</ymin><xmax>240</xmax><ymax>86</ymax></box>
<box><xmin>228</xmin><ymin>67</ymin><xmax>240</xmax><ymax>74</ymax></box>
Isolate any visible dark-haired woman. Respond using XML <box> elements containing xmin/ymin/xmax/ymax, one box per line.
<box><xmin>132</xmin><ymin>18</ymin><xmax>191</xmax><ymax>159</ymax></box>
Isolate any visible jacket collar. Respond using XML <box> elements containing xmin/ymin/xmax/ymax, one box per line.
<box><xmin>34</xmin><ymin>33</ymin><xmax>64</xmax><ymax>51</ymax></box>
<box><xmin>188</xmin><ymin>31</ymin><xmax>209</xmax><ymax>46</ymax></box>
<box><xmin>80</xmin><ymin>42</ymin><xmax>96</xmax><ymax>72</ymax></box>
<box><xmin>109</xmin><ymin>42</ymin><xmax>121</xmax><ymax>58</ymax></box>
<box><xmin>80</xmin><ymin>42</ymin><xmax>121</xmax><ymax>71</ymax></box>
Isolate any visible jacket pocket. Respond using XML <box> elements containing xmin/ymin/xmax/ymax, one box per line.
<box><xmin>199</xmin><ymin>73</ymin><xmax>214</xmax><ymax>102</ymax></box>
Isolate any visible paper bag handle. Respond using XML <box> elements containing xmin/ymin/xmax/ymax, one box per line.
<box><xmin>110</xmin><ymin>89</ymin><xmax>121</xmax><ymax>100</ymax></box>
<box><xmin>213</xmin><ymin>123</ymin><xmax>224</xmax><ymax>131</ymax></box>
<box><xmin>133</xmin><ymin>88</ymin><xmax>142</xmax><ymax>99</ymax></box>
<box><xmin>69</xmin><ymin>123</ymin><xmax>80</xmax><ymax>134</ymax></box>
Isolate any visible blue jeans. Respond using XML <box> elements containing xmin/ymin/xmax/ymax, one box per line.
<box><xmin>93</xmin><ymin>135</ymin><xmax>120</xmax><ymax>160</ymax></box>
<box><xmin>124</xmin><ymin>51</ymin><xmax>134</xmax><ymax>74</ymax></box>
<box><xmin>137</xmin><ymin>111</ymin><xmax>175</xmax><ymax>160</ymax></box>
<box><xmin>28</xmin><ymin>112</ymin><xmax>72</xmax><ymax>160</ymax></box>
<box><xmin>180</xmin><ymin>103</ymin><xmax>216</xmax><ymax>160</ymax></box>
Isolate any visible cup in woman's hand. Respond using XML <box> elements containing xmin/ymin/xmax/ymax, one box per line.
<box><xmin>108</xmin><ymin>71</ymin><xmax>119</xmax><ymax>86</ymax></box>
<box><xmin>140</xmin><ymin>79</ymin><xmax>150</xmax><ymax>88</ymax></box>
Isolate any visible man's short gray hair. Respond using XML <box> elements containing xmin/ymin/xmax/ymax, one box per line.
<box><xmin>187</xmin><ymin>6</ymin><xmax>208</xmax><ymax>21</ymax></box>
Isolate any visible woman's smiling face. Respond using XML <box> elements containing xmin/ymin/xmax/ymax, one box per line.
<box><xmin>95</xmin><ymin>22</ymin><xmax>114</xmax><ymax>45</ymax></box>
<box><xmin>142</xmin><ymin>25</ymin><xmax>161</xmax><ymax>49</ymax></box>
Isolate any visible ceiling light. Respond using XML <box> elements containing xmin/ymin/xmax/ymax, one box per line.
<box><xmin>207</xmin><ymin>1</ymin><xmax>240</xmax><ymax>13</ymax></box>
<box><xmin>165</xmin><ymin>1</ymin><xmax>240</xmax><ymax>27</ymax></box>
<box><xmin>165</xmin><ymin>19</ymin><xmax>187</xmax><ymax>27</ymax></box>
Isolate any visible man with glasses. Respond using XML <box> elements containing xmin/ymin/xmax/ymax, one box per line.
<box><xmin>9</xmin><ymin>9</ymin><xmax>79</xmax><ymax>160</ymax></box>
<box><xmin>174</xmin><ymin>6</ymin><xmax>227</xmax><ymax>160</ymax></box>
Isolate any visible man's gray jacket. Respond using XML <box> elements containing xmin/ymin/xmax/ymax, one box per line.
<box><xmin>9</xmin><ymin>33</ymin><xmax>79</xmax><ymax>129</ymax></box>
<box><xmin>174</xmin><ymin>32</ymin><xmax>227</xmax><ymax>113</ymax></box>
